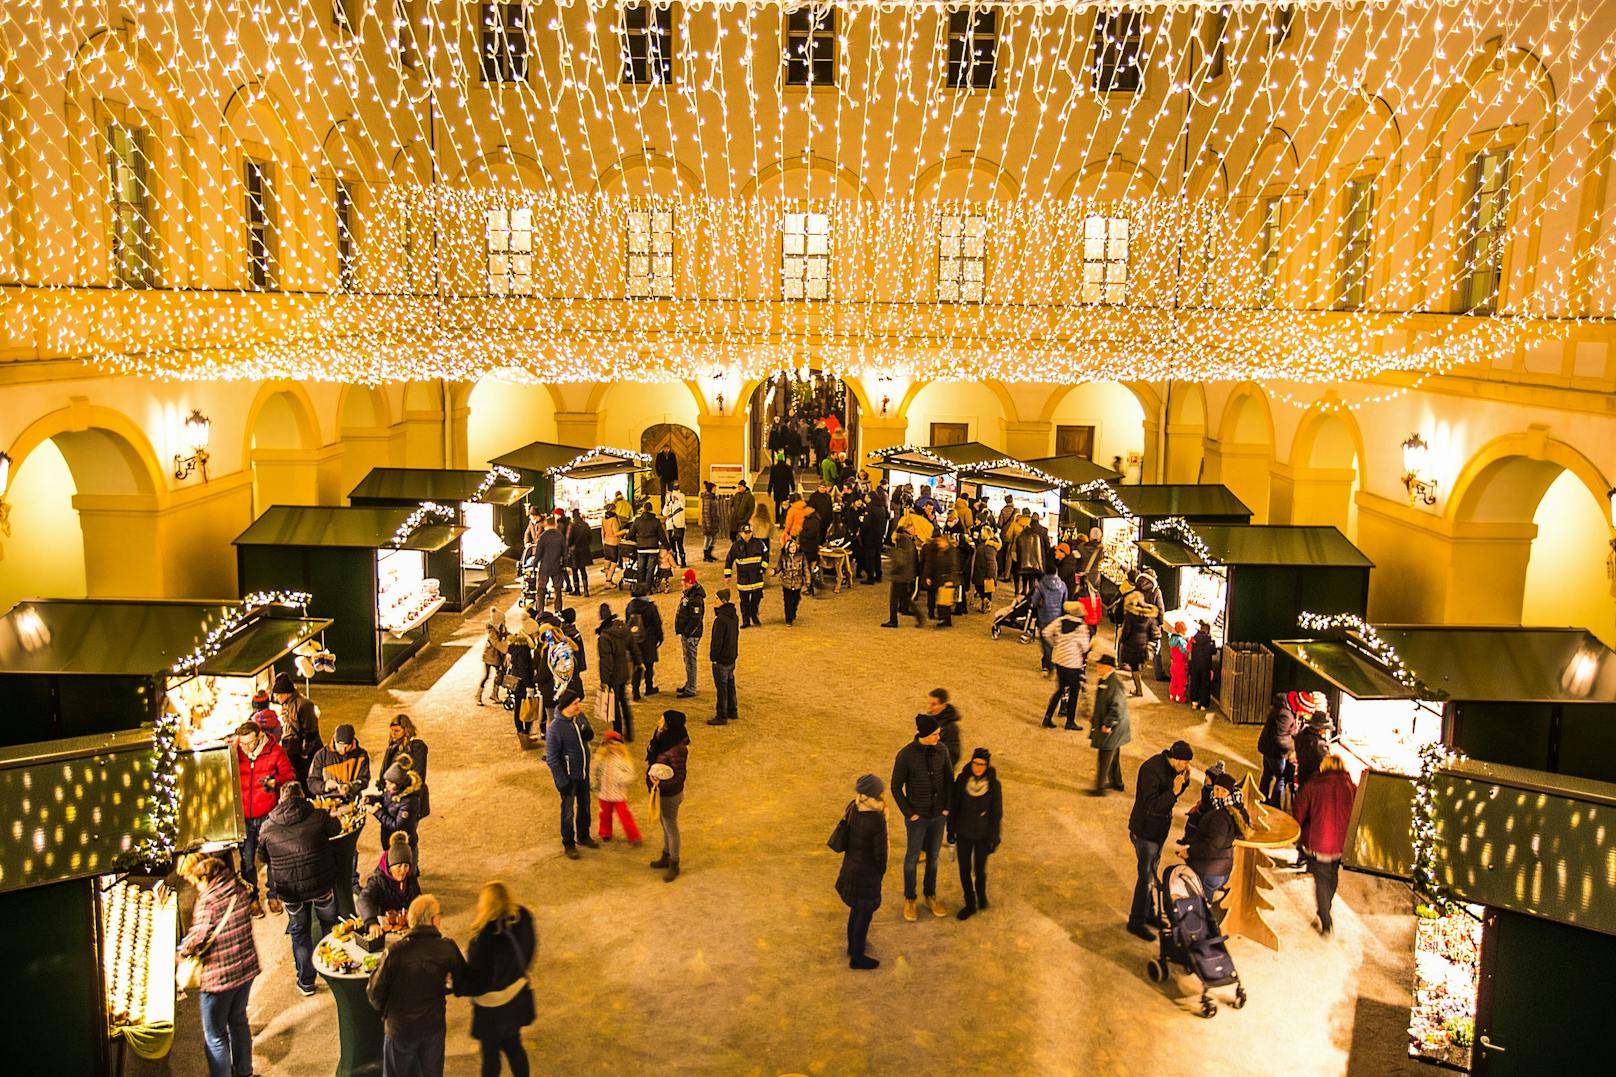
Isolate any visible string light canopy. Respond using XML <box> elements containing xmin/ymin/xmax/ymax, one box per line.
<box><xmin>2</xmin><ymin>0</ymin><xmax>1610</xmax><ymax>387</ymax></box>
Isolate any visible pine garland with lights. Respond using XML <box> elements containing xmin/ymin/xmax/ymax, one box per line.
<box><xmin>1411</xmin><ymin>740</ymin><xmax>1468</xmax><ymax>918</ymax></box>
<box><xmin>1073</xmin><ymin>479</ymin><xmax>1135</xmax><ymax>520</ymax></box>
<box><xmin>543</xmin><ymin>447</ymin><xmax>653</xmax><ymax>478</ymax></box>
<box><xmin>1297</xmin><ymin>610</ymin><xmax>1427</xmax><ymax>693</ymax></box>
<box><xmin>1151</xmin><ymin>516</ymin><xmax>1220</xmax><ymax>567</ymax></box>
<box><xmin>391</xmin><ymin>502</ymin><xmax>456</xmax><ymax>546</ymax></box>
<box><xmin>472</xmin><ymin>465</ymin><xmax>523</xmax><ymax>501</ymax></box>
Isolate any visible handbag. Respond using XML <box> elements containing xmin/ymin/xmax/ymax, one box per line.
<box><xmin>177</xmin><ymin>891</ymin><xmax>240</xmax><ymax>994</ymax></box>
<box><xmin>826</xmin><ymin>801</ymin><xmax>856</xmax><ymax>853</ymax></box>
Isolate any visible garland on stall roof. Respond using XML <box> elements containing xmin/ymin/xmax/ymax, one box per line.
<box><xmin>543</xmin><ymin>446</ymin><xmax>652</xmax><ymax>478</ymax></box>
<box><xmin>392</xmin><ymin>501</ymin><xmax>456</xmax><ymax>546</ymax></box>
<box><xmin>1073</xmin><ymin>478</ymin><xmax>1132</xmax><ymax>519</ymax></box>
<box><xmin>124</xmin><ymin>590</ymin><xmax>313</xmax><ymax>870</ymax></box>
<box><xmin>872</xmin><ymin>444</ymin><xmax>956</xmax><ymax>472</ymax></box>
<box><xmin>1151</xmin><ymin>516</ymin><xmax>1220</xmax><ymax>567</ymax></box>
<box><xmin>1297</xmin><ymin>610</ymin><xmax>1425</xmax><ymax>693</ymax></box>
<box><xmin>472</xmin><ymin>465</ymin><xmax>523</xmax><ymax>502</ymax></box>
<box><xmin>1412</xmin><ymin>740</ymin><xmax>1467</xmax><ymax>918</ymax></box>
<box><xmin>959</xmin><ymin>458</ymin><xmax>1063</xmax><ymax>489</ymax></box>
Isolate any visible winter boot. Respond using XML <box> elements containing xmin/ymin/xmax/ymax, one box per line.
<box><xmin>903</xmin><ymin>900</ymin><xmax>918</xmax><ymax>922</ymax></box>
<box><xmin>649</xmin><ymin>853</ymin><xmax>671</xmax><ymax>869</ymax></box>
<box><xmin>849</xmin><ymin>954</ymin><xmax>881</xmax><ymax>970</ymax></box>
<box><xmin>663</xmin><ymin>860</ymin><xmax>680</xmax><ymax>883</ymax></box>
<box><xmin>956</xmin><ymin>903</ymin><xmax>977</xmax><ymax>921</ymax></box>
<box><xmin>924</xmin><ymin>895</ymin><xmax>946</xmax><ymax>917</ymax></box>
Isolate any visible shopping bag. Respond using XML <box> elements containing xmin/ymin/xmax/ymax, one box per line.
<box><xmin>595</xmin><ymin>685</ymin><xmax>615</xmax><ymax>728</ymax></box>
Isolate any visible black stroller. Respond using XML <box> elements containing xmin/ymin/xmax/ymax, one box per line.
<box><xmin>1147</xmin><ymin>863</ymin><xmax>1247</xmax><ymax>1018</ymax></box>
<box><xmin>989</xmin><ymin>590</ymin><xmax>1038</xmax><ymax>643</ymax></box>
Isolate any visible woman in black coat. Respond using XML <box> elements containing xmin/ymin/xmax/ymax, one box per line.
<box><xmin>462</xmin><ymin>881</ymin><xmax>536</xmax><ymax>1076</ymax></box>
<box><xmin>835</xmin><ymin>775</ymin><xmax>889</xmax><ymax>971</ymax></box>
<box><xmin>567</xmin><ymin>511</ymin><xmax>593</xmax><ymax>597</ymax></box>
<box><xmin>1187</xmin><ymin>621</ymin><xmax>1216</xmax><ymax>710</ymax></box>
<box><xmin>949</xmin><ymin>748</ymin><xmax>1003</xmax><ymax>920</ymax></box>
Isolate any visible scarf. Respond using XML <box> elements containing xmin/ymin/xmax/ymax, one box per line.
<box><xmin>965</xmin><ymin>775</ymin><xmax>989</xmax><ymax>798</ymax></box>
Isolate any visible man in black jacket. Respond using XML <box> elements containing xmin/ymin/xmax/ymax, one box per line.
<box><xmin>626</xmin><ymin>503</ymin><xmax>667</xmax><ymax>592</ymax></box>
<box><xmin>596</xmin><ymin>603</ymin><xmax>633</xmax><ymax>741</ymax></box>
<box><xmin>654</xmin><ymin>447</ymin><xmax>679</xmax><ymax>497</ymax></box>
<box><xmin>767</xmin><ymin>452</ymin><xmax>796</xmax><ymax>523</ymax></box>
<box><xmin>1124</xmin><ymin>740</ymin><xmax>1194</xmax><ymax>941</ymax></box>
<box><xmin>532</xmin><ymin>515</ymin><xmax>568</xmax><ymax>614</ymax></box>
<box><xmin>271</xmin><ymin>671</ymin><xmax>323</xmax><ymax>786</ymax></box>
<box><xmin>366</xmin><ymin>894</ymin><xmax>466</xmax><ymax>1077</ymax></box>
<box><xmin>626</xmin><ymin>586</ymin><xmax>664</xmax><ymax>699</ymax></box>
<box><xmin>881</xmin><ymin>526</ymin><xmax>922</xmax><ymax>628</ymax></box>
<box><xmin>706</xmin><ymin>589</ymin><xmax>739</xmax><ymax>725</ymax></box>
<box><xmin>674</xmin><ymin>569</ymin><xmax>705</xmax><ymax>698</ymax></box>
<box><xmin>258</xmin><ymin>782</ymin><xmax>341</xmax><ymax>995</ymax></box>
<box><xmin>890</xmin><ymin>714</ymin><xmax>954</xmax><ymax>920</ymax></box>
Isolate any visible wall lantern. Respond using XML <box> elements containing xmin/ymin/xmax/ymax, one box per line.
<box><xmin>1401</xmin><ymin>433</ymin><xmax>1437</xmax><ymax>506</ymax></box>
<box><xmin>174</xmin><ymin>410</ymin><xmax>212</xmax><ymax>481</ymax></box>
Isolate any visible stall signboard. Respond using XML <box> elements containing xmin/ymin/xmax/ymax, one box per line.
<box><xmin>709</xmin><ymin>463</ymin><xmax>746</xmax><ymax>494</ymax></box>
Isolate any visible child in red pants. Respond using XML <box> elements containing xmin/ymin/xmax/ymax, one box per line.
<box><xmin>593</xmin><ymin>730</ymin><xmax>642</xmax><ymax>844</ymax></box>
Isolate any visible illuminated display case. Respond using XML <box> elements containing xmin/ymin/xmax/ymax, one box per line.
<box><xmin>489</xmin><ymin>441</ymin><xmax>651</xmax><ymax>554</ymax></box>
<box><xmin>349</xmin><ymin>467</ymin><xmax>532</xmax><ymax>611</ymax></box>
<box><xmin>1021</xmin><ymin>454</ymin><xmax>1123</xmax><ymax>540</ymax></box>
<box><xmin>1066</xmin><ymin>483</ymin><xmax>1252</xmax><ymax>584</ymax></box>
<box><xmin>235</xmin><ymin>505</ymin><xmax>464</xmax><ymax>685</ymax></box>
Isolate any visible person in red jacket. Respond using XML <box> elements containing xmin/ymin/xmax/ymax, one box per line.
<box><xmin>233</xmin><ymin>720</ymin><xmax>295</xmax><ymax>916</ymax></box>
<box><xmin>1293</xmin><ymin>753</ymin><xmax>1359</xmax><ymax>937</ymax></box>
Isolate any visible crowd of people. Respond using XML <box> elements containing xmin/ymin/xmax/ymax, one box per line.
<box><xmin>175</xmin><ymin>430</ymin><xmax>1362</xmax><ymax>1074</ymax></box>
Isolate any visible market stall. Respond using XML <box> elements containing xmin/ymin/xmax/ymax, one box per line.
<box><xmin>1022</xmin><ymin>454</ymin><xmax>1122</xmax><ymax>537</ymax></box>
<box><xmin>348</xmin><ymin>466</ymin><xmax>532</xmax><ymax>612</ymax></box>
<box><xmin>0</xmin><ymin>726</ymin><xmax>243</xmax><ymax>1073</ymax></box>
<box><xmin>869</xmin><ymin>443</ymin><xmax>960</xmax><ymax>517</ymax></box>
<box><xmin>235</xmin><ymin>506</ymin><xmax>464</xmax><ymax>686</ymax></box>
<box><xmin>1066</xmin><ymin>482</ymin><xmax>1252</xmax><ymax>584</ymax></box>
<box><xmin>489</xmin><ymin>441</ymin><xmax>650</xmax><ymax>552</ymax></box>
<box><xmin>955</xmin><ymin>453</ymin><xmax>1065</xmax><ymax>536</ymax></box>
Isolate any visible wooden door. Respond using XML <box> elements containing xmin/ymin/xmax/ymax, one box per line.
<box><xmin>1056</xmin><ymin>424</ymin><xmax>1095</xmax><ymax>459</ymax></box>
<box><xmin>641</xmin><ymin>423</ymin><xmax>702</xmax><ymax>495</ymax></box>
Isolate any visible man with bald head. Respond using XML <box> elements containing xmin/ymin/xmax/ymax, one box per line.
<box><xmin>366</xmin><ymin>894</ymin><xmax>466</xmax><ymax>1077</ymax></box>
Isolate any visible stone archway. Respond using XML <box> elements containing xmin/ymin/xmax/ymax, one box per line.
<box><xmin>1280</xmin><ymin>407</ymin><xmax>1364</xmax><ymax>540</ymax></box>
<box><xmin>641</xmin><ymin>423</ymin><xmax>701</xmax><ymax>497</ymax></box>
<box><xmin>746</xmin><ymin>370</ymin><xmax>860</xmax><ymax>475</ymax></box>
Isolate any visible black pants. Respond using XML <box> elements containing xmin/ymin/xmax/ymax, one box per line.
<box><xmin>887</xmin><ymin>580</ymin><xmax>914</xmax><ymax>622</ymax></box>
<box><xmin>1044</xmin><ymin>665</ymin><xmax>1084</xmax><ymax>726</ymax></box>
<box><xmin>846</xmin><ymin>900</ymin><xmax>878</xmax><ymax>958</ymax></box>
<box><xmin>609</xmin><ymin>683</ymin><xmax>634</xmax><ymax>741</ymax></box>
<box><xmin>669</xmin><ymin>528</ymin><xmax>687</xmax><ymax>566</ymax></box>
<box><xmin>740</xmin><ymin>589</ymin><xmax>763</xmax><ymax>626</ymax></box>
<box><xmin>559</xmin><ymin>779</ymin><xmax>591</xmax><ymax>848</ymax></box>
<box><xmin>956</xmin><ymin>836</ymin><xmax>991</xmax><ymax>908</ymax></box>
<box><xmin>1189</xmin><ymin>664</ymin><xmax>1214</xmax><ymax>707</ymax></box>
<box><xmin>569</xmin><ymin>564</ymin><xmax>589</xmax><ymax>595</ymax></box>
<box><xmin>632</xmin><ymin>659</ymin><xmax>657</xmax><ymax>697</ymax></box>
<box><xmin>1260</xmin><ymin>754</ymin><xmax>1296</xmax><ymax>806</ymax></box>
<box><xmin>479</xmin><ymin>1033</ymin><xmax>529</xmax><ymax>1077</ymax></box>
<box><xmin>1095</xmin><ymin>747</ymin><xmax>1124</xmax><ymax>791</ymax></box>
<box><xmin>1312</xmin><ymin>856</ymin><xmax>1341</xmax><ymax>931</ymax></box>
<box><xmin>783</xmin><ymin>587</ymin><xmax>802</xmax><ymax>624</ymax></box>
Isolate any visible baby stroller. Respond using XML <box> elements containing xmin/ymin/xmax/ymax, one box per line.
<box><xmin>989</xmin><ymin>590</ymin><xmax>1039</xmax><ymax>643</ymax></box>
<box><xmin>1147</xmin><ymin>863</ymin><xmax>1246</xmax><ymax>1018</ymax></box>
<box><xmin>616</xmin><ymin>548</ymin><xmax>646</xmax><ymax>593</ymax></box>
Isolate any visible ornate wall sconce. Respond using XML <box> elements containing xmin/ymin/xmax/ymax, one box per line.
<box><xmin>1401</xmin><ymin>433</ymin><xmax>1438</xmax><ymax>506</ymax></box>
<box><xmin>0</xmin><ymin>451</ymin><xmax>12</xmax><ymax>536</ymax></box>
<box><xmin>173</xmin><ymin>410</ymin><xmax>212</xmax><ymax>481</ymax></box>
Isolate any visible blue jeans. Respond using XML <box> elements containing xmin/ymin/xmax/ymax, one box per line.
<box><xmin>285</xmin><ymin>890</ymin><xmax>339</xmax><ymax>991</ymax></box>
<box><xmin>712</xmin><ymin>662</ymin><xmax>737</xmax><ymax>718</ymax></box>
<box><xmin>902</xmin><ymin>815</ymin><xmax>947</xmax><ymax>900</ymax></box>
<box><xmin>383</xmin><ymin>1029</ymin><xmax>446</xmax><ymax>1077</ymax></box>
<box><xmin>1128</xmin><ymin>833</ymin><xmax>1162</xmax><ymax>927</ymax></box>
<box><xmin>1260</xmin><ymin>754</ymin><xmax>1295</xmax><ymax>805</ymax></box>
<box><xmin>199</xmin><ymin>977</ymin><xmax>254</xmax><ymax>1077</ymax></box>
<box><xmin>680</xmin><ymin>635</ymin><xmax>700</xmax><ymax>692</ymax></box>
<box><xmin>240</xmin><ymin>815</ymin><xmax>275</xmax><ymax>901</ymax></box>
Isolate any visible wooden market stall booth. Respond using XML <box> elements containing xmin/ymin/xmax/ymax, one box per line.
<box><xmin>488</xmin><ymin>442</ymin><xmax>650</xmax><ymax>547</ymax></box>
<box><xmin>0</xmin><ymin>596</ymin><xmax>323</xmax><ymax>1073</ymax></box>
<box><xmin>1273</xmin><ymin>622</ymin><xmax>1616</xmax><ymax>1073</ymax></box>
<box><xmin>872</xmin><ymin>442</ymin><xmax>1066</xmax><ymax>533</ymax></box>
<box><xmin>1066</xmin><ymin>483</ymin><xmax>1252</xmax><ymax>584</ymax></box>
<box><xmin>235</xmin><ymin>505</ymin><xmax>464</xmax><ymax>685</ymax></box>
<box><xmin>348</xmin><ymin>466</ymin><xmax>532</xmax><ymax>611</ymax></box>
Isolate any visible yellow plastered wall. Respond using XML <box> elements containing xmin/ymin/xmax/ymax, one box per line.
<box><xmin>466</xmin><ymin>382</ymin><xmax>560</xmax><ymax>468</ymax></box>
<box><xmin>0</xmin><ymin>440</ymin><xmax>88</xmax><ymax>610</ymax></box>
<box><xmin>1523</xmin><ymin>471</ymin><xmax>1616</xmax><ymax>646</ymax></box>
<box><xmin>904</xmin><ymin>382</ymin><xmax>1007</xmax><ymax>447</ymax></box>
<box><xmin>1046</xmin><ymin>383</ymin><xmax>1147</xmax><ymax>469</ymax></box>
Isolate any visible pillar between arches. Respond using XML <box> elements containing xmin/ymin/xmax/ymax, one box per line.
<box><xmin>1002</xmin><ymin>420</ymin><xmax>1052</xmax><ymax>461</ymax></box>
<box><xmin>1162</xmin><ymin>423</ymin><xmax>1205</xmax><ymax>483</ymax></box>
<box><xmin>859</xmin><ymin>416</ymin><xmax>911</xmax><ymax>474</ymax></box>
<box><xmin>1270</xmin><ymin>463</ymin><xmax>1357</xmax><ymax>531</ymax></box>
<box><xmin>1202</xmin><ymin>440</ymin><xmax>1272</xmax><ymax>522</ymax></box>
<box><xmin>555</xmin><ymin>411</ymin><xmax>602</xmax><ymax>449</ymax></box>
<box><xmin>72</xmin><ymin>493</ymin><xmax>166</xmax><ymax>598</ymax></box>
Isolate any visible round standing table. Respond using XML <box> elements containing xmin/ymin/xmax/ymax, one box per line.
<box><xmin>314</xmin><ymin>928</ymin><xmax>393</xmax><ymax>1077</ymax></box>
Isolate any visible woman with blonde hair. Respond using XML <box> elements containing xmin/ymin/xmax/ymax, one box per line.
<box><xmin>462</xmin><ymin>880</ymin><xmax>537</xmax><ymax>1076</ymax></box>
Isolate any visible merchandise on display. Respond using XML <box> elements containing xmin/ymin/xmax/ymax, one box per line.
<box><xmin>98</xmin><ymin>878</ymin><xmax>176</xmax><ymax>1033</ymax></box>
<box><xmin>315</xmin><ymin>918</ymin><xmax>387</xmax><ymax>978</ymax></box>
<box><xmin>311</xmin><ymin>797</ymin><xmax>367</xmax><ymax>834</ymax></box>
<box><xmin>972</xmin><ymin>484</ymin><xmax>1060</xmax><ymax>535</ymax></box>
<box><xmin>1336</xmin><ymin>697</ymin><xmax>1443</xmax><ymax>780</ymax></box>
<box><xmin>458</xmin><ymin>501</ymin><xmax>508</xmax><ymax>569</ymax></box>
<box><xmin>889</xmin><ymin>468</ymin><xmax>957</xmax><ymax>517</ymax></box>
<box><xmin>555</xmin><ymin>472</ymin><xmax>634</xmax><ymax>528</ymax></box>
<box><xmin>165</xmin><ymin>674</ymin><xmax>264</xmax><ymax>749</ymax></box>
<box><xmin>1408</xmin><ymin>905</ymin><xmax>1482</xmax><ymax>1067</ymax></box>
<box><xmin>1168</xmin><ymin>566</ymin><xmax>1228</xmax><ymax>644</ymax></box>
<box><xmin>1098</xmin><ymin>516</ymin><xmax>1139</xmax><ymax>582</ymax></box>
<box><xmin>376</xmin><ymin>549</ymin><xmax>443</xmax><ymax>636</ymax></box>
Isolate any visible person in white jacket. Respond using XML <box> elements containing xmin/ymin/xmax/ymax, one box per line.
<box><xmin>1041</xmin><ymin>601</ymin><xmax>1091</xmax><ymax>731</ymax></box>
<box><xmin>592</xmin><ymin>730</ymin><xmax>642</xmax><ymax>845</ymax></box>
<box><xmin>662</xmin><ymin>489</ymin><xmax>688</xmax><ymax>568</ymax></box>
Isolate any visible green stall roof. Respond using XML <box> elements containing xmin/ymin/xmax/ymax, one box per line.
<box><xmin>929</xmin><ymin>441</ymin><xmax>1009</xmax><ymax>469</ymax></box>
<box><xmin>349</xmin><ymin>467</ymin><xmax>531</xmax><ymax>506</ymax></box>
<box><xmin>1024</xmin><ymin>454</ymin><xmax>1122</xmax><ymax>487</ymax></box>
<box><xmin>1074</xmin><ymin>483</ymin><xmax>1252</xmax><ymax>520</ymax></box>
<box><xmin>490</xmin><ymin>441</ymin><xmax>648</xmax><ymax>479</ymax></box>
<box><xmin>1345</xmin><ymin>759</ymin><xmax>1616</xmax><ymax>936</ymax></box>
<box><xmin>0</xmin><ymin>599</ymin><xmax>330</xmax><ymax>678</ymax></box>
<box><xmin>234</xmin><ymin>505</ymin><xmax>465</xmax><ymax>552</ymax></box>
<box><xmin>1276</xmin><ymin>625</ymin><xmax>1616</xmax><ymax>703</ymax></box>
<box><xmin>870</xmin><ymin>445</ymin><xmax>954</xmax><ymax>478</ymax></box>
<box><xmin>1139</xmin><ymin>524</ymin><xmax>1373</xmax><ymax>569</ymax></box>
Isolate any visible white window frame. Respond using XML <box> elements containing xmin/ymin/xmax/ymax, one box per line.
<box><xmin>1458</xmin><ymin>148</ymin><xmax>1511</xmax><ymax>315</ymax></box>
<box><xmin>784</xmin><ymin>8</ymin><xmax>837</xmax><ymax>88</ymax></box>
<box><xmin>781</xmin><ymin>210</ymin><xmax>830</xmax><ymax>301</ymax></box>
<box><xmin>478</xmin><ymin>2</ymin><xmax>529</xmax><ymax>83</ymax></box>
<box><xmin>626</xmin><ymin>207</ymin><xmax>674</xmax><ymax>298</ymax></box>
<box><xmin>244</xmin><ymin>157</ymin><xmax>277</xmax><ymax>291</ymax></box>
<box><xmin>622</xmin><ymin>3</ymin><xmax>674</xmax><ymax>86</ymax></box>
<box><xmin>1258</xmin><ymin>196</ymin><xmax>1282</xmax><ymax>304</ymax></box>
<box><xmin>335</xmin><ymin>179</ymin><xmax>357</xmax><ymax>293</ymax></box>
<box><xmin>937</xmin><ymin>210</ymin><xmax>986</xmax><ymax>303</ymax></box>
<box><xmin>1091</xmin><ymin>11</ymin><xmax>1144</xmax><ymax>93</ymax></box>
<box><xmin>106</xmin><ymin>120</ymin><xmax>157</xmax><ymax>288</ymax></box>
<box><xmin>1081</xmin><ymin>215</ymin><xmax>1128</xmax><ymax>306</ymax></box>
<box><xmin>485</xmin><ymin>206</ymin><xmax>533</xmax><ymax>295</ymax></box>
<box><xmin>1338</xmin><ymin>177</ymin><xmax>1375</xmax><ymax>311</ymax></box>
<box><xmin>945</xmin><ymin>8</ymin><xmax>998</xmax><ymax>91</ymax></box>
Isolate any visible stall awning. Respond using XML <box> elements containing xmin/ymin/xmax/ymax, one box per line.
<box><xmin>1271</xmin><ymin>639</ymin><xmax>1415</xmax><ymax>700</ymax></box>
<box><xmin>0</xmin><ymin>600</ymin><xmax>327</xmax><ymax>677</ymax></box>
<box><xmin>1140</xmin><ymin>524</ymin><xmax>1374</xmax><ymax>569</ymax></box>
<box><xmin>490</xmin><ymin>441</ymin><xmax>649</xmax><ymax>479</ymax></box>
<box><xmin>1346</xmin><ymin>759</ymin><xmax>1616</xmax><ymax>937</ymax></box>
<box><xmin>1075</xmin><ymin>483</ymin><xmax>1252</xmax><ymax>520</ymax></box>
<box><xmin>234</xmin><ymin>505</ymin><xmax>466</xmax><ymax>552</ymax></box>
<box><xmin>348</xmin><ymin>468</ymin><xmax>531</xmax><ymax>506</ymax></box>
<box><xmin>1025</xmin><ymin>455</ymin><xmax>1122</xmax><ymax>487</ymax></box>
<box><xmin>870</xmin><ymin>445</ymin><xmax>952</xmax><ymax>478</ymax></box>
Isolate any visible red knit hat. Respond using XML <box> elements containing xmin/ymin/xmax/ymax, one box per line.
<box><xmin>682</xmin><ymin>568</ymin><xmax>697</xmax><ymax>584</ymax></box>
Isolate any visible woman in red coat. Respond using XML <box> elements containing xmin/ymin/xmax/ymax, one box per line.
<box><xmin>1293</xmin><ymin>754</ymin><xmax>1358</xmax><ymax>936</ymax></box>
<box><xmin>233</xmin><ymin>721</ymin><xmax>295</xmax><ymax>915</ymax></box>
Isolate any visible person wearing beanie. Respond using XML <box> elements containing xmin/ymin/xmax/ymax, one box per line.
<box><xmin>257</xmin><ymin>776</ymin><xmax>341</xmax><ymax>994</ymax></box>
<box><xmin>1257</xmin><ymin>693</ymin><xmax>1300</xmax><ymax>807</ymax></box>
<box><xmin>377</xmin><ymin>714</ymin><xmax>431</xmax><ymax>825</ymax></box>
<box><xmin>1186</xmin><ymin>772</ymin><xmax>1242</xmax><ymax>897</ymax></box>
<box><xmin>646</xmin><ymin>710</ymin><xmax>690</xmax><ymax>881</ymax></box>
<box><xmin>890</xmin><ymin>715</ymin><xmax>954</xmax><ymax>920</ymax></box>
<box><xmin>625</xmin><ymin>584</ymin><xmax>665</xmax><ymax>701</ymax></box>
<box><xmin>1087</xmin><ymin>653</ymin><xmax>1132</xmax><ymax>797</ymax></box>
<box><xmin>373</xmin><ymin>758</ymin><xmax>423</xmax><ymax>867</ymax></box>
<box><xmin>595</xmin><ymin>602</ymin><xmax>634</xmax><ymax>742</ymax></box>
<box><xmin>1294</xmin><ymin>709</ymin><xmax>1336</xmax><ymax>789</ymax></box>
<box><xmin>1187</xmin><ymin>621</ymin><xmax>1217</xmax><ymax>710</ymax></box>
<box><xmin>592</xmin><ymin>729</ymin><xmax>642</xmax><ymax>846</ymax></box>
<box><xmin>674</xmin><ymin>568</ymin><xmax>706</xmax><ymax>698</ymax></box>
<box><xmin>706</xmin><ymin>589</ymin><xmax>740</xmax><ymax>725</ymax></box>
<box><xmin>307</xmin><ymin>723</ymin><xmax>371</xmax><ymax>804</ymax></box>
<box><xmin>1041</xmin><ymin>600</ymin><xmax>1091</xmax><ymax>731</ymax></box>
<box><xmin>356</xmin><ymin>830</ymin><xmax>421</xmax><ymax>929</ymax></box>
<box><xmin>545</xmin><ymin>690</ymin><xmax>598</xmax><ymax>859</ymax></box>
<box><xmin>1123</xmin><ymin>740</ymin><xmax>1195</xmax><ymax>941</ymax></box>
<box><xmin>949</xmin><ymin>748</ymin><xmax>1003</xmax><ymax>921</ymax></box>
<box><xmin>270</xmin><ymin>670</ymin><xmax>323</xmax><ymax>787</ymax></box>
<box><xmin>232</xmin><ymin>719</ymin><xmax>295</xmax><ymax>916</ymax></box>
<box><xmin>836</xmin><ymin>774</ymin><xmax>889</xmax><ymax>970</ymax></box>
